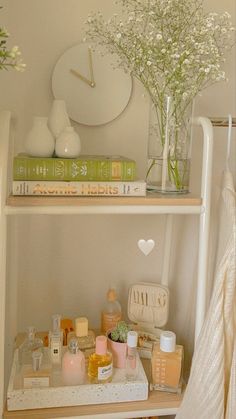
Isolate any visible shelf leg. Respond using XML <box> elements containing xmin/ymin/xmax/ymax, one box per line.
<box><xmin>0</xmin><ymin>111</ymin><xmax>11</xmax><ymax>418</ymax></box>
<box><xmin>193</xmin><ymin>117</ymin><xmax>213</xmax><ymax>343</ymax></box>
<box><xmin>161</xmin><ymin>214</ymin><xmax>174</xmax><ymax>287</ymax></box>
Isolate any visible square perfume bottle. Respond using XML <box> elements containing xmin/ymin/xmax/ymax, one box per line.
<box><xmin>21</xmin><ymin>350</ymin><xmax>51</xmax><ymax>389</ymax></box>
<box><xmin>48</xmin><ymin>314</ymin><xmax>63</xmax><ymax>366</ymax></box>
<box><xmin>151</xmin><ymin>331</ymin><xmax>184</xmax><ymax>393</ymax></box>
<box><xmin>67</xmin><ymin>317</ymin><xmax>95</xmax><ymax>359</ymax></box>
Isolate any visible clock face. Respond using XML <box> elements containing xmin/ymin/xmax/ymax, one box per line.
<box><xmin>51</xmin><ymin>42</ymin><xmax>133</xmax><ymax>126</ymax></box>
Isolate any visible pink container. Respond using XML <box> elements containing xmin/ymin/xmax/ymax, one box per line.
<box><xmin>107</xmin><ymin>335</ymin><xmax>127</xmax><ymax>369</ymax></box>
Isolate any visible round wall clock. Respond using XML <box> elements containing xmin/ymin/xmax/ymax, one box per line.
<box><xmin>51</xmin><ymin>42</ymin><xmax>133</xmax><ymax>126</ymax></box>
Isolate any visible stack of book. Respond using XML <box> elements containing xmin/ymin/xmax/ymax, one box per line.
<box><xmin>12</xmin><ymin>154</ymin><xmax>146</xmax><ymax>197</ymax></box>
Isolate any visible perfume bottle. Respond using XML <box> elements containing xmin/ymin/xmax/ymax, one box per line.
<box><xmin>151</xmin><ymin>331</ymin><xmax>184</xmax><ymax>393</ymax></box>
<box><xmin>67</xmin><ymin>317</ymin><xmax>95</xmax><ymax>358</ymax></box>
<box><xmin>126</xmin><ymin>331</ymin><xmax>138</xmax><ymax>380</ymax></box>
<box><xmin>101</xmin><ymin>288</ymin><xmax>122</xmax><ymax>334</ymax></box>
<box><xmin>19</xmin><ymin>326</ymin><xmax>44</xmax><ymax>365</ymax></box>
<box><xmin>88</xmin><ymin>336</ymin><xmax>113</xmax><ymax>383</ymax></box>
<box><xmin>62</xmin><ymin>338</ymin><xmax>86</xmax><ymax>385</ymax></box>
<box><xmin>48</xmin><ymin>314</ymin><xmax>63</xmax><ymax>365</ymax></box>
<box><xmin>22</xmin><ymin>350</ymin><xmax>51</xmax><ymax>389</ymax></box>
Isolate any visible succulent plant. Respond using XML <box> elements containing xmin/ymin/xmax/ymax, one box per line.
<box><xmin>110</xmin><ymin>321</ymin><xmax>130</xmax><ymax>343</ymax></box>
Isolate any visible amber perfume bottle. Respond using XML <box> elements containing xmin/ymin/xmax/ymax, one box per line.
<box><xmin>151</xmin><ymin>331</ymin><xmax>183</xmax><ymax>393</ymax></box>
<box><xmin>101</xmin><ymin>288</ymin><xmax>122</xmax><ymax>334</ymax></box>
<box><xmin>88</xmin><ymin>336</ymin><xmax>113</xmax><ymax>384</ymax></box>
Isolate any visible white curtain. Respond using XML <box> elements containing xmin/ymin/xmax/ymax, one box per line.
<box><xmin>176</xmin><ymin>167</ymin><xmax>236</xmax><ymax>419</ymax></box>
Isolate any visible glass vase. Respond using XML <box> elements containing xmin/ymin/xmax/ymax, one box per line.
<box><xmin>146</xmin><ymin>96</ymin><xmax>193</xmax><ymax>193</ymax></box>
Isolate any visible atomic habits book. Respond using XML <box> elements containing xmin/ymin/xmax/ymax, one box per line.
<box><xmin>13</xmin><ymin>155</ymin><xmax>136</xmax><ymax>182</ymax></box>
<box><xmin>12</xmin><ymin>180</ymin><xmax>146</xmax><ymax>197</ymax></box>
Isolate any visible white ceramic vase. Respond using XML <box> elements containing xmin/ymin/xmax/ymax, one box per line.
<box><xmin>48</xmin><ymin>99</ymin><xmax>71</xmax><ymax>139</ymax></box>
<box><xmin>55</xmin><ymin>126</ymin><xmax>81</xmax><ymax>158</ymax></box>
<box><xmin>25</xmin><ymin>116</ymin><xmax>55</xmax><ymax>157</ymax></box>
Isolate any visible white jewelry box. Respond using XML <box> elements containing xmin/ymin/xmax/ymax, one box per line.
<box><xmin>128</xmin><ymin>282</ymin><xmax>169</xmax><ymax>358</ymax></box>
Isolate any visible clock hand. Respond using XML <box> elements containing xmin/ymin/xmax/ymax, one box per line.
<box><xmin>70</xmin><ymin>69</ymin><xmax>95</xmax><ymax>87</ymax></box>
<box><xmin>88</xmin><ymin>47</ymin><xmax>96</xmax><ymax>87</ymax></box>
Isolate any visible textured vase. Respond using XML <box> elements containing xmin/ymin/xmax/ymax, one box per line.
<box><xmin>48</xmin><ymin>99</ymin><xmax>71</xmax><ymax>139</ymax></box>
<box><xmin>146</xmin><ymin>96</ymin><xmax>193</xmax><ymax>193</ymax></box>
<box><xmin>107</xmin><ymin>334</ymin><xmax>127</xmax><ymax>369</ymax></box>
<box><xmin>25</xmin><ymin>116</ymin><xmax>55</xmax><ymax>157</ymax></box>
<box><xmin>55</xmin><ymin>126</ymin><xmax>81</xmax><ymax>158</ymax></box>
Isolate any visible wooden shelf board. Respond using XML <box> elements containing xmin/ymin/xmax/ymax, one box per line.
<box><xmin>4</xmin><ymin>390</ymin><xmax>183</xmax><ymax>418</ymax></box>
<box><xmin>6</xmin><ymin>193</ymin><xmax>201</xmax><ymax>207</ymax></box>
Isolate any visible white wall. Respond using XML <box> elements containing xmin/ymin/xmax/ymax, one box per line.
<box><xmin>1</xmin><ymin>0</ymin><xmax>235</xmax><ymax>388</ymax></box>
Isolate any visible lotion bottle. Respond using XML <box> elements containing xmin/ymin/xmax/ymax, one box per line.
<box><xmin>151</xmin><ymin>331</ymin><xmax>184</xmax><ymax>393</ymax></box>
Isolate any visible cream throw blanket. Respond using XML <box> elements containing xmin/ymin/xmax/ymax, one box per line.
<box><xmin>176</xmin><ymin>170</ymin><xmax>236</xmax><ymax>419</ymax></box>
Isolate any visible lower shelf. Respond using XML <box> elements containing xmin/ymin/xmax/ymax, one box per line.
<box><xmin>4</xmin><ymin>389</ymin><xmax>183</xmax><ymax>418</ymax></box>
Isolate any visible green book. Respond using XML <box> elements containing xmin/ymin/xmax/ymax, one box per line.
<box><xmin>13</xmin><ymin>154</ymin><xmax>137</xmax><ymax>181</ymax></box>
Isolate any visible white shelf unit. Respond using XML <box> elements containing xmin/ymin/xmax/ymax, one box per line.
<box><xmin>0</xmin><ymin>111</ymin><xmax>213</xmax><ymax>419</ymax></box>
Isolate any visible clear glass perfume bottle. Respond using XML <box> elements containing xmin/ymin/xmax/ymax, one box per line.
<box><xmin>22</xmin><ymin>350</ymin><xmax>51</xmax><ymax>389</ymax></box>
<box><xmin>126</xmin><ymin>330</ymin><xmax>138</xmax><ymax>380</ymax></box>
<box><xmin>151</xmin><ymin>331</ymin><xmax>184</xmax><ymax>393</ymax></box>
<box><xmin>67</xmin><ymin>317</ymin><xmax>95</xmax><ymax>358</ymax></box>
<box><xmin>62</xmin><ymin>338</ymin><xmax>86</xmax><ymax>385</ymax></box>
<box><xmin>48</xmin><ymin>314</ymin><xmax>63</xmax><ymax>366</ymax></box>
<box><xmin>88</xmin><ymin>335</ymin><xmax>113</xmax><ymax>384</ymax></box>
<box><xmin>19</xmin><ymin>326</ymin><xmax>44</xmax><ymax>365</ymax></box>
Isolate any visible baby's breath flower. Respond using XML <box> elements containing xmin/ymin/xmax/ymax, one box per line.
<box><xmin>0</xmin><ymin>12</ymin><xmax>25</xmax><ymax>72</ymax></box>
<box><xmin>85</xmin><ymin>0</ymin><xmax>235</xmax><ymax>116</ymax></box>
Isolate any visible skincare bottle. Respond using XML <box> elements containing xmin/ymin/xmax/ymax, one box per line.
<box><xmin>22</xmin><ymin>350</ymin><xmax>51</xmax><ymax>389</ymax></box>
<box><xmin>126</xmin><ymin>330</ymin><xmax>138</xmax><ymax>380</ymax></box>
<box><xmin>151</xmin><ymin>331</ymin><xmax>184</xmax><ymax>393</ymax></box>
<box><xmin>88</xmin><ymin>335</ymin><xmax>113</xmax><ymax>383</ymax></box>
<box><xmin>19</xmin><ymin>326</ymin><xmax>44</xmax><ymax>365</ymax></box>
<box><xmin>101</xmin><ymin>288</ymin><xmax>122</xmax><ymax>334</ymax></box>
<box><xmin>67</xmin><ymin>317</ymin><xmax>95</xmax><ymax>358</ymax></box>
<box><xmin>62</xmin><ymin>338</ymin><xmax>86</xmax><ymax>385</ymax></box>
<box><xmin>48</xmin><ymin>314</ymin><xmax>63</xmax><ymax>366</ymax></box>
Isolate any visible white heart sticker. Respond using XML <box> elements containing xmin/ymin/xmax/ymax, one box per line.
<box><xmin>138</xmin><ymin>239</ymin><xmax>155</xmax><ymax>256</ymax></box>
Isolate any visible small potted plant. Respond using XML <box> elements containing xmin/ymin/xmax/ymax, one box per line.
<box><xmin>107</xmin><ymin>321</ymin><xmax>130</xmax><ymax>369</ymax></box>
